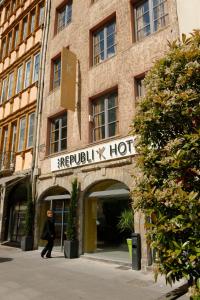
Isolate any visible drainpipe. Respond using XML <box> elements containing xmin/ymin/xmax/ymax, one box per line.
<box><xmin>31</xmin><ymin>0</ymin><xmax>51</xmax><ymax>248</ymax></box>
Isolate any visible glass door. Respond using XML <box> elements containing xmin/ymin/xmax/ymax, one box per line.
<box><xmin>40</xmin><ymin>198</ymin><xmax>69</xmax><ymax>251</ymax></box>
<box><xmin>52</xmin><ymin>199</ymin><xmax>68</xmax><ymax>251</ymax></box>
<box><xmin>10</xmin><ymin>201</ymin><xmax>26</xmax><ymax>243</ymax></box>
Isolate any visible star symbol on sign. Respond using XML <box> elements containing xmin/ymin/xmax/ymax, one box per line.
<box><xmin>96</xmin><ymin>147</ymin><xmax>106</xmax><ymax>160</ymax></box>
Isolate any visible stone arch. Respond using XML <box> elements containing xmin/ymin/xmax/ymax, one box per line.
<box><xmin>35</xmin><ymin>184</ymin><xmax>70</xmax><ymax>250</ymax></box>
<box><xmin>37</xmin><ymin>183</ymin><xmax>70</xmax><ymax>203</ymax></box>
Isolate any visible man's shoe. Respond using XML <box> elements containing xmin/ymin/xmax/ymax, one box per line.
<box><xmin>41</xmin><ymin>253</ymin><xmax>45</xmax><ymax>258</ymax></box>
<box><xmin>46</xmin><ymin>255</ymin><xmax>52</xmax><ymax>258</ymax></box>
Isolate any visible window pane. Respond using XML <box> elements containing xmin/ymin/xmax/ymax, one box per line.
<box><xmin>108</xmin><ymin>95</ymin><xmax>116</xmax><ymax>109</ymax></box>
<box><xmin>136</xmin><ymin>1</ymin><xmax>150</xmax><ymax>40</ymax></box>
<box><xmin>1</xmin><ymin>78</ymin><xmax>8</xmax><ymax>103</ymax></box>
<box><xmin>22</xmin><ymin>17</ymin><xmax>28</xmax><ymax>40</ymax></box>
<box><xmin>14</xmin><ymin>26</ymin><xmax>19</xmax><ymax>48</ymax></box>
<box><xmin>108</xmin><ymin>122</ymin><xmax>117</xmax><ymax>137</ymax></box>
<box><xmin>27</xmin><ymin>113</ymin><xmax>35</xmax><ymax>148</ymax></box>
<box><xmin>33</xmin><ymin>53</ymin><xmax>40</xmax><ymax>82</ymax></box>
<box><xmin>18</xmin><ymin>117</ymin><xmax>26</xmax><ymax>151</ymax></box>
<box><xmin>94</xmin><ymin>126</ymin><xmax>105</xmax><ymax>141</ymax></box>
<box><xmin>8</xmin><ymin>32</ymin><xmax>13</xmax><ymax>53</ymax></box>
<box><xmin>7</xmin><ymin>72</ymin><xmax>14</xmax><ymax>99</ymax></box>
<box><xmin>108</xmin><ymin>108</ymin><xmax>116</xmax><ymax>123</ymax></box>
<box><xmin>153</xmin><ymin>0</ymin><xmax>168</xmax><ymax>32</ymax></box>
<box><xmin>53</xmin><ymin>57</ymin><xmax>61</xmax><ymax>89</ymax></box>
<box><xmin>57</xmin><ymin>1</ymin><xmax>72</xmax><ymax>33</ymax></box>
<box><xmin>11</xmin><ymin>124</ymin><xmax>17</xmax><ymax>159</ymax></box>
<box><xmin>39</xmin><ymin>4</ymin><xmax>45</xmax><ymax>26</ymax></box>
<box><xmin>50</xmin><ymin>113</ymin><xmax>67</xmax><ymax>153</ymax></box>
<box><xmin>24</xmin><ymin>60</ymin><xmax>31</xmax><ymax>88</ymax></box>
<box><xmin>16</xmin><ymin>65</ymin><xmax>23</xmax><ymax>93</ymax></box>
<box><xmin>61</xmin><ymin>139</ymin><xmax>67</xmax><ymax>150</ymax></box>
<box><xmin>92</xmin><ymin>93</ymin><xmax>118</xmax><ymax>141</ymax></box>
<box><xmin>30</xmin><ymin>11</ymin><xmax>35</xmax><ymax>33</ymax></box>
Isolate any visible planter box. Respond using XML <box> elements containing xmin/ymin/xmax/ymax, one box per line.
<box><xmin>21</xmin><ymin>236</ymin><xmax>33</xmax><ymax>251</ymax></box>
<box><xmin>64</xmin><ymin>240</ymin><xmax>79</xmax><ymax>259</ymax></box>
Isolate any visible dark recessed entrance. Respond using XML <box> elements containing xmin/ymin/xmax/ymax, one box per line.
<box><xmin>97</xmin><ymin>198</ymin><xmax>129</xmax><ymax>248</ymax></box>
<box><xmin>84</xmin><ymin>180</ymin><xmax>131</xmax><ymax>257</ymax></box>
<box><xmin>6</xmin><ymin>182</ymin><xmax>28</xmax><ymax>246</ymax></box>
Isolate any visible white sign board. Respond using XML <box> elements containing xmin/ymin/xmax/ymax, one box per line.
<box><xmin>51</xmin><ymin>136</ymin><xmax>136</xmax><ymax>172</ymax></box>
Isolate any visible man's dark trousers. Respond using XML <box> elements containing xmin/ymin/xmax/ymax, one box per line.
<box><xmin>41</xmin><ymin>238</ymin><xmax>54</xmax><ymax>258</ymax></box>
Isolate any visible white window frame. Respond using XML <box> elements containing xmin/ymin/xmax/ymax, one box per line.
<box><xmin>92</xmin><ymin>92</ymin><xmax>118</xmax><ymax>142</ymax></box>
<box><xmin>135</xmin><ymin>0</ymin><xmax>168</xmax><ymax>41</ymax></box>
<box><xmin>93</xmin><ymin>20</ymin><xmax>116</xmax><ymax>66</ymax></box>
<box><xmin>50</xmin><ymin>113</ymin><xmax>67</xmax><ymax>154</ymax></box>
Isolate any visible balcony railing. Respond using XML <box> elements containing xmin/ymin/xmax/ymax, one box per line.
<box><xmin>0</xmin><ymin>151</ymin><xmax>16</xmax><ymax>173</ymax></box>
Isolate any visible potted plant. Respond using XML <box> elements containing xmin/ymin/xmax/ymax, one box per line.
<box><xmin>21</xmin><ymin>184</ymin><xmax>34</xmax><ymax>251</ymax></box>
<box><xmin>117</xmin><ymin>209</ymin><xmax>134</xmax><ymax>258</ymax></box>
<box><xmin>64</xmin><ymin>178</ymin><xmax>79</xmax><ymax>259</ymax></box>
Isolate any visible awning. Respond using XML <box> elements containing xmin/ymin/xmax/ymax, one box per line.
<box><xmin>0</xmin><ymin>174</ymin><xmax>26</xmax><ymax>187</ymax></box>
<box><xmin>88</xmin><ymin>188</ymin><xmax>130</xmax><ymax>199</ymax></box>
<box><xmin>44</xmin><ymin>194</ymin><xmax>71</xmax><ymax>201</ymax></box>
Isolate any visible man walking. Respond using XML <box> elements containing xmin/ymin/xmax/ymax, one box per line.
<box><xmin>41</xmin><ymin>210</ymin><xmax>55</xmax><ymax>258</ymax></box>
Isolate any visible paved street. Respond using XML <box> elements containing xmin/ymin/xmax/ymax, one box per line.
<box><xmin>0</xmin><ymin>246</ymin><xmax>188</xmax><ymax>300</ymax></box>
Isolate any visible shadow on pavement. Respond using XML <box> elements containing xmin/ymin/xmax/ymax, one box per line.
<box><xmin>0</xmin><ymin>257</ymin><xmax>13</xmax><ymax>263</ymax></box>
<box><xmin>157</xmin><ymin>282</ymin><xmax>188</xmax><ymax>300</ymax></box>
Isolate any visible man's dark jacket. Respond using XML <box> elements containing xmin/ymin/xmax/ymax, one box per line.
<box><xmin>41</xmin><ymin>217</ymin><xmax>55</xmax><ymax>240</ymax></box>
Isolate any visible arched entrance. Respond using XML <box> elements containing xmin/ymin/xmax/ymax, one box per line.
<box><xmin>6</xmin><ymin>182</ymin><xmax>28</xmax><ymax>246</ymax></box>
<box><xmin>38</xmin><ymin>186</ymin><xmax>70</xmax><ymax>251</ymax></box>
<box><xmin>84</xmin><ymin>180</ymin><xmax>131</xmax><ymax>255</ymax></box>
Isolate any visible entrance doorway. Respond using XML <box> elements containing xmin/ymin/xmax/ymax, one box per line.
<box><xmin>84</xmin><ymin>180</ymin><xmax>131</xmax><ymax>258</ymax></box>
<box><xmin>39</xmin><ymin>187</ymin><xmax>70</xmax><ymax>251</ymax></box>
<box><xmin>9</xmin><ymin>200</ymin><xmax>26</xmax><ymax>243</ymax></box>
<box><xmin>6</xmin><ymin>182</ymin><xmax>29</xmax><ymax>246</ymax></box>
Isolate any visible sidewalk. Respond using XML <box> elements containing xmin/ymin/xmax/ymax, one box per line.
<box><xmin>0</xmin><ymin>245</ymin><xmax>189</xmax><ymax>300</ymax></box>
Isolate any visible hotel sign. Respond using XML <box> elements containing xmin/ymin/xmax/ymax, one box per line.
<box><xmin>51</xmin><ymin>136</ymin><xmax>136</xmax><ymax>172</ymax></box>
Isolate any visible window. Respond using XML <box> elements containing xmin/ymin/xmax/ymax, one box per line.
<box><xmin>7</xmin><ymin>72</ymin><xmax>14</xmax><ymax>100</ymax></box>
<box><xmin>50</xmin><ymin>113</ymin><xmax>67</xmax><ymax>154</ymax></box>
<box><xmin>22</xmin><ymin>17</ymin><xmax>28</xmax><ymax>40</ymax></box>
<box><xmin>5</xmin><ymin>5</ymin><xmax>10</xmax><ymax>21</ymax></box>
<box><xmin>56</xmin><ymin>1</ymin><xmax>72</xmax><ymax>33</ymax></box>
<box><xmin>92</xmin><ymin>92</ymin><xmax>118</xmax><ymax>142</ymax></box>
<box><xmin>14</xmin><ymin>26</ymin><xmax>19</xmax><ymax>48</ymax></box>
<box><xmin>12</xmin><ymin>0</ymin><xmax>16</xmax><ymax>12</ymax></box>
<box><xmin>52</xmin><ymin>57</ymin><xmax>61</xmax><ymax>89</ymax></box>
<box><xmin>24</xmin><ymin>60</ymin><xmax>31</xmax><ymax>89</ymax></box>
<box><xmin>38</xmin><ymin>3</ymin><xmax>45</xmax><ymax>26</ymax></box>
<box><xmin>16</xmin><ymin>65</ymin><xmax>23</xmax><ymax>94</ymax></box>
<box><xmin>2</xmin><ymin>127</ymin><xmax>8</xmax><ymax>156</ymax></box>
<box><xmin>10</xmin><ymin>123</ymin><xmax>17</xmax><ymax>162</ymax></box>
<box><xmin>7</xmin><ymin>31</ymin><xmax>13</xmax><ymax>54</ymax></box>
<box><xmin>135</xmin><ymin>77</ymin><xmax>145</xmax><ymax>98</ymax></box>
<box><xmin>32</xmin><ymin>52</ymin><xmax>40</xmax><ymax>82</ymax></box>
<box><xmin>135</xmin><ymin>0</ymin><xmax>168</xmax><ymax>41</ymax></box>
<box><xmin>27</xmin><ymin>113</ymin><xmax>35</xmax><ymax>148</ymax></box>
<box><xmin>0</xmin><ymin>128</ymin><xmax>8</xmax><ymax>169</ymax></box>
<box><xmin>18</xmin><ymin>117</ymin><xmax>26</xmax><ymax>151</ymax></box>
<box><xmin>93</xmin><ymin>20</ymin><xmax>116</xmax><ymax>65</ymax></box>
<box><xmin>1</xmin><ymin>78</ymin><xmax>8</xmax><ymax>103</ymax></box>
<box><xmin>1</xmin><ymin>38</ymin><xmax>7</xmax><ymax>60</ymax></box>
<box><xmin>30</xmin><ymin>10</ymin><xmax>36</xmax><ymax>34</ymax></box>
